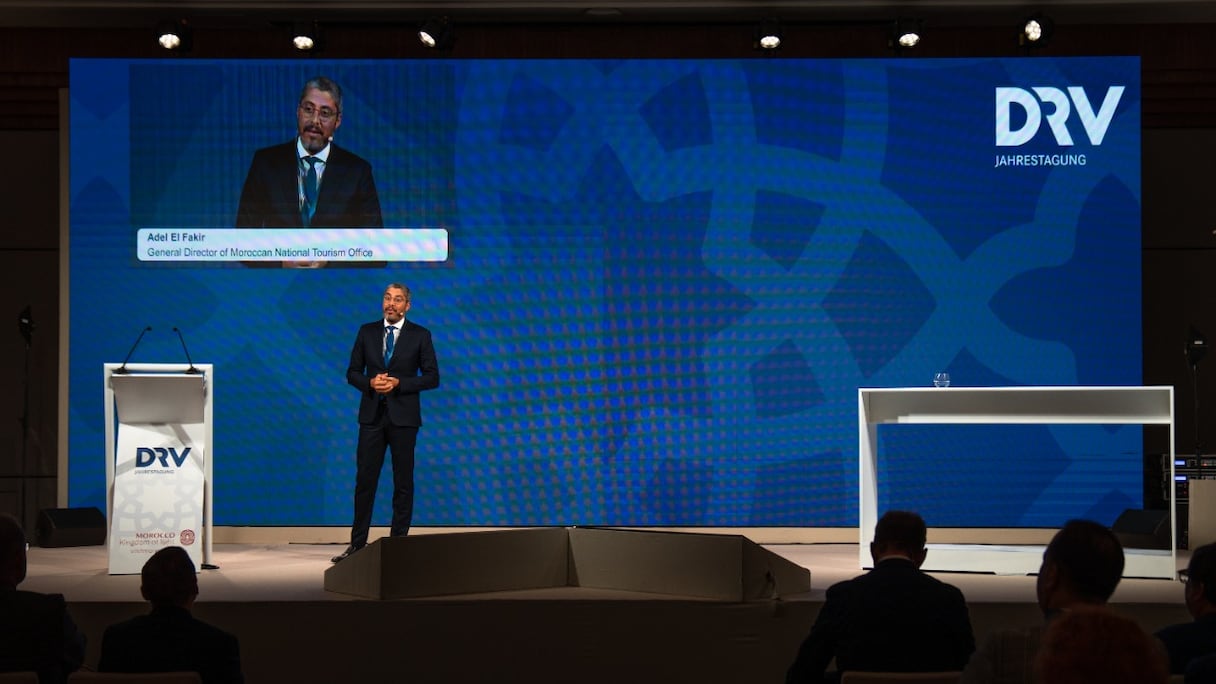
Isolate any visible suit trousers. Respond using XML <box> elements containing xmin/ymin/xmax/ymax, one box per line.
<box><xmin>350</xmin><ymin>401</ymin><xmax>418</xmax><ymax>548</ymax></box>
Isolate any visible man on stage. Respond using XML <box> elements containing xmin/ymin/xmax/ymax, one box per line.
<box><xmin>332</xmin><ymin>283</ymin><xmax>440</xmax><ymax>563</ymax></box>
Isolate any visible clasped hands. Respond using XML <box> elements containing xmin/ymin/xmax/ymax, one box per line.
<box><xmin>371</xmin><ymin>373</ymin><xmax>399</xmax><ymax>395</ymax></box>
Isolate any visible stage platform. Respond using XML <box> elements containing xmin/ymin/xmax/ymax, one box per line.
<box><xmin>20</xmin><ymin>539</ymin><xmax>1191</xmax><ymax>684</ymax></box>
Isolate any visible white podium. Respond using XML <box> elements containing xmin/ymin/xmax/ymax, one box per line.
<box><xmin>857</xmin><ymin>386</ymin><xmax>1176</xmax><ymax>579</ymax></box>
<box><xmin>104</xmin><ymin>363</ymin><xmax>214</xmax><ymax>574</ymax></box>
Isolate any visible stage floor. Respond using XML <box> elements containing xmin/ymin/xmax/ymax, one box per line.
<box><xmin>22</xmin><ymin>541</ymin><xmax>1189</xmax><ymax>605</ymax></box>
<box><xmin>18</xmin><ymin>541</ymin><xmax>1193</xmax><ymax>684</ymax></box>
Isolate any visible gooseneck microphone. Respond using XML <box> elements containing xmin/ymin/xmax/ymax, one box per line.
<box><xmin>173</xmin><ymin>326</ymin><xmax>200</xmax><ymax>374</ymax></box>
<box><xmin>114</xmin><ymin>326</ymin><xmax>152</xmax><ymax>374</ymax></box>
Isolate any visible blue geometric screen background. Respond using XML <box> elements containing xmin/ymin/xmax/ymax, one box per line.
<box><xmin>68</xmin><ymin>57</ymin><xmax>1142</xmax><ymax>528</ymax></box>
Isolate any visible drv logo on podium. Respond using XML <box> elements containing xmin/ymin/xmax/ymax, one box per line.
<box><xmin>996</xmin><ymin>86</ymin><xmax>1126</xmax><ymax>147</ymax></box>
<box><xmin>135</xmin><ymin>446</ymin><xmax>192</xmax><ymax>469</ymax></box>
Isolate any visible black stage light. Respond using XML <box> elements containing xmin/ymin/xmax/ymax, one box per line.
<box><xmin>155</xmin><ymin>19</ymin><xmax>192</xmax><ymax>51</ymax></box>
<box><xmin>891</xmin><ymin>18</ymin><xmax>923</xmax><ymax>49</ymax></box>
<box><xmin>419</xmin><ymin>17</ymin><xmax>454</xmax><ymax>50</ymax></box>
<box><xmin>755</xmin><ymin>19</ymin><xmax>782</xmax><ymax>51</ymax></box>
<box><xmin>292</xmin><ymin>22</ymin><xmax>321</xmax><ymax>51</ymax></box>
<box><xmin>1020</xmin><ymin>14</ymin><xmax>1055</xmax><ymax>48</ymax></box>
<box><xmin>1188</xmin><ymin>325</ymin><xmax>1207</xmax><ymax>368</ymax></box>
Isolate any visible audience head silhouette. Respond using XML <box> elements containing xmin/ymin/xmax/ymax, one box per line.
<box><xmin>0</xmin><ymin>512</ymin><xmax>28</xmax><ymax>588</ymax></box>
<box><xmin>1184</xmin><ymin>542</ymin><xmax>1216</xmax><ymax>619</ymax></box>
<box><xmin>1034</xmin><ymin>607</ymin><xmax>1168</xmax><ymax>684</ymax></box>
<box><xmin>141</xmin><ymin>545</ymin><xmax>199</xmax><ymax>608</ymax></box>
<box><xmin>99</xmin><ymin>545</ymin><xmax>242</xmax><ymax>682</ymax></box>
<box><xmin>1157</xmin><ymin>541</ymin><xmax>1216</xmax><ymax>675</ymax></box>
<box><xmin>1036</xmin><ymin>518</ymin><xmax>1124</xmax><ymax>614</ymax></box>
<box><xmin>870</xmin><ymin>510</ymin><xmax>928</xmax><ymax>567</ymax></box>
<box><xmin>0</xmin><ymin>513</ymin><xmax>87</xmax><ymax>681</ymax></box>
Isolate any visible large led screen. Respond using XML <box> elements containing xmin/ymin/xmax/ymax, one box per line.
<box><xmin>68</xmin><ymin>57</ymin><xmax>1142</xmax><ymax>527</ymax></box>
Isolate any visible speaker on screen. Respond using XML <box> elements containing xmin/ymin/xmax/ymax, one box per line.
<box><xmin>35</xmin><ymin>507</ymin><xmax>106</xmax><ymax>548</ymax></box>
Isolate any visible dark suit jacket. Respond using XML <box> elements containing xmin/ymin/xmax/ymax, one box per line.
<box><xmin>786</xmin><ymin>558</ymin><xmax>976</xmax><ymax>683</ymax></box>
<box><xmin>1187</xmin><ymin>651</ymin><xmax>1216</xmax><ymax>683</ymax></box>
<box><xmin>1158</xmin><ymin>612</ymin><xmax>1216</xmax><ymax>674</ymax></box>
<box><xmin>98</xmin><ymin>605</ymin><xmax>243</xmax><ymax>684</ymax></box>
<box><xmin>347</xmin><ymin>318</ymin><xmax>440</xmax><ymax>427</ymax></box>
<box><xmin>235</xmin><ymin>140</ymin><xmax>382</xmax><ymax>228</ymax></box>
<box><xmin>0</xmin><ymin>588</ymin><xmax>85</xmax><ymax>684</ymax></box>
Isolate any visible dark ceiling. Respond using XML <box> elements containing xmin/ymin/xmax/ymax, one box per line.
<box><xmin>3</xmin><ymin>0</ymin><xmax>1215</xmax><ymax>131</ymax></box>
<box><xmin>2</xmin><ymin>0</ymin><xmax>1216</xmax><ymax>28</ymax></box>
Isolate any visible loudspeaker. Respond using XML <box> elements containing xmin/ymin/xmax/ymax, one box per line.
<box><xmin>1111</xmin><ymin>508</ymin><xmax>1172</xmax><ymax>550</ymax></box>
<box><xmin>35</xmin><ymin>507</ymin><xmax>106</xmax><ymax>548</ymax></box>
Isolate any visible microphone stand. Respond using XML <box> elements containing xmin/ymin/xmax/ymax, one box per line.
<box><xmin>17</xmin><ymin>319</ymin><xmax>31</xmax><ymax>530</ymax></box>
<box><xmin>1185</xmin><ymin>327</ymin><xmax>1207</xmax><ymax>552</ymax></box>
<box><xmin>1193</xmin><ymin>359</ymin><xmax>1202</xmax><ymax>459</ymax></box>
<box><xmin>1188</xmin><ymin>326</ymin><xmax>1207</xmax><ymax>458</ymax></box>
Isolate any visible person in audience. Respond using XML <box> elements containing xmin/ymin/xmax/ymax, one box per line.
<box><xmin>0</xmin><ymin>512</ymin><xmax>85</xmax><ymax>683</ymax></box>
<box><xmin>1034</xmin><ymin>606</ymin><xmax>1169</xmax><ymax>684</ymax></box>
<box><xmin>1157</xmin><ymin>542</ymin><xmax>1216</xmax><ymax>675</ymax></box>
<box><xmin>960</xmin><ymin>518</ymin><xmax>1126</xmax><ymax>684</ymax></box>
<box><xmin>1186</xmin><ymin>651</ymin><xmax>1216</xmax><ymax>683</ymax></box>
<box><xmin>785</xmin><ymin>510</ymin><xmax>975</xmax><ymax>683</ymax></box>
<box><xmin>99</xmin><ymin>545</ymin><xmax>243</xmax><ymax>683</ymax></box>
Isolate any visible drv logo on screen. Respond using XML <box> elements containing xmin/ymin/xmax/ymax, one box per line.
<box><xmin>996</xmin><ymin>86</ymin><xmax>1125</xmax><ymax>146</ymax></box>
<box><xmin>136</xmin><ymin>447</ymin><xmax>191</xmax><ymax>468</ymax></box>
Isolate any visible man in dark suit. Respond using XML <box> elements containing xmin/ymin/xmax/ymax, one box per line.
<box><xmin>786</xmin><ymin>510</ymin><xmax>975</xmax><ymax>683</ymax></box>
<box><xmin>99</xmin><ymin>545</ymin><xmax>243</xmax><ymax>683</ymax></box>
<box><xmin>1157</xmin><ymin>542</ymin><xmax>1216</xmax><ymax>675</ymax></box>
<box><xmin>332</xmin><ymin>283</ymin><xmax>440</xmax><ymax>562</ymax></box>
<box><xmin>235</xmin><ymin>75</ymin><xmax>382</xmax><ymax>267</ymax></box>
<box><xmin>1187</xmin><ymin>652</ymin><xmax>1216</xmax><ymax>682</ymax></box>
<box><xmin>0</xmin><ymin>513</ymin><xmax>85</xmax><ymax>684</ymax></box>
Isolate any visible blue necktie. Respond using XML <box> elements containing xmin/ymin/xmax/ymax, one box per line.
<box><xmin>384</xmin><ymin>325</ymin><xmax>395</xmax><ymax>366</ymax></box>
<box><xmin>301</xmin><ymin>156</ymin><xmax>319</xmax><ymax>226</ymax></box>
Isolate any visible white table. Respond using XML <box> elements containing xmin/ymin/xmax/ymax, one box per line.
<box><xmin>857</xmin><ymin>386</ymin><xmax>1176</xmax><ymax>579</ymax></box>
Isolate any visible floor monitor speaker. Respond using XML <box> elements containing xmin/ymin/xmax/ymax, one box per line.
<box><xmin>35</xmin><ymin>507</ymin><xmax>106</xmax><ymax>548</ymax></box>
<box><xmin>1111</xmin><ymin>508</ymin><xmax>1171</xmax><ymax>550</ymax></box>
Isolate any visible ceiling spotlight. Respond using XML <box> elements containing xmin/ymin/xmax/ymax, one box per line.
<box><xmin>155</xmin><ymin>19</ymin><xmax>191</xmax><ymax>51</ymax></box>
<box><xmin>292</xmin><ymin>22</ymin><xmax>320</xmax><ymax>51</ymax></box>
<box><xmin>755</xmin><ymin>19</ymin><xmax>782</xmax><ymax>51</ymax></box>
<box><xmin>419</xmin><ymin>17</ymin><xmax>454</xmax><ymax>50</ymax></box>
<box><xmin>1020</xmin><ymin>14</ymin><xmax>1054</xmax><ymax>47</ymax></box>
<box><xmin>891</xmin><ymin>18</ymin><xmax>923</xmax><ymax>49</ymax></box>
